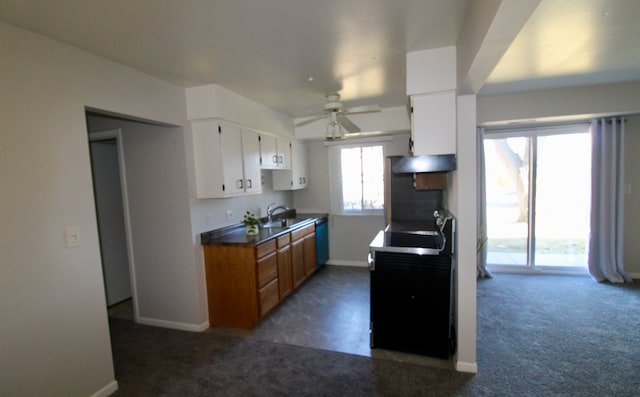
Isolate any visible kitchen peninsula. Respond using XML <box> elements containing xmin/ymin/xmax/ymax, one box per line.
<box><xmin>201</xmin><ymin>211</ymin><xmax>328</xmax><ymax>329</ymax></box>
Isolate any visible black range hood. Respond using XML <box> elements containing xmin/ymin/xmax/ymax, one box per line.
<box><xmin>392</xmin><ymin>154</ymin><xmax>456</xmax><ymax>173</ymax></box>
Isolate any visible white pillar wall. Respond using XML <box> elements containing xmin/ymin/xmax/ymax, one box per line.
<box><xmin>406</xmin><ymin>47</ymin><xmax>477</xmax><ymax>372</ymax></box>
<box><xmin>451</xmin><ymin>94</ymin><xmax>478</xmax><ymax>372</ymax></box>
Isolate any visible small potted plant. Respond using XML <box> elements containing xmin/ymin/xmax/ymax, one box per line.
<box><xmin>242</xmin><ymin>211</ymin><xmax>260</xmax><ymax>235</ymax></box>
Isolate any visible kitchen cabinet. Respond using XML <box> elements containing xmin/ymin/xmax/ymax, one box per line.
<box><xmin>410</xmin><ymin>90</ymin><xmax>456</xmax><ymax>156</ymax></box>
<box><xmin>273</xmin><ymin>139</ymin><xmax>309</xmax><ymax>190</ymax></box>
<box><xmin>202</xmin><ymin>222</ymin><xmax>318</xmax><ymax>329</ymax></box>
<box><xmin>260</xmin><ymin>134</ymin><xmax>291</xmax><ymax>170</ymax></box>
<box><xmin>191</xmin><ymin>119</ymin><xmax>261</xmax><ymax>198</ymax></box>
<box><xmin>291</xmin><ymin>224</ymin><xmax>316</xmax><ymax>287</ymax></box>
<box><xmin>276</xmin><ymin>234</ymin><xmax>293</xmax><ymax>299</ymax></box>
<box><xmin>203</xmin><ymin>239</ymin><xmax>279</xmax><ymax>329</ymax></box>
<box><xmin>303</xmin><ymin>232</ymin><xmax>317</xmax><ymax>277</ymax></box>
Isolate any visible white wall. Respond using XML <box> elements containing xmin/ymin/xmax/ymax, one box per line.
<box><xmin>449</xmin><ymin>95</ymin><xmax>478</xmax><ymax>372</ymax></box>
<box><xmin>624</xmin><ymin>115</ymin><xmax>640</xmax><ymax>277</ymax></box>
<box><xmin>0</xmin><ymin>22</ymin><xmax>189</xmax><ymax>396</ymax></box>
<box><xmin>477</xmin><ymin>82</ymin><xmax>640</xmax><ymax>125</ymax></box>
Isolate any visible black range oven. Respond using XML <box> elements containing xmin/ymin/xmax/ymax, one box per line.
<box><xmin>368</xmin><ymin>212</ymin><xmax>455</xmax><ymax>359</ymax></box>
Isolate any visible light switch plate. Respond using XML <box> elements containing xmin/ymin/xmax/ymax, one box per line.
<box><xmin>225</xmin><ymin>210</ymin><xmax>233</xmax><ymax>221</ymax></box>
<box><xmin>64</xmin><ymin>226</ymin><xmax>81</xmax><ymax>248</ymax></box>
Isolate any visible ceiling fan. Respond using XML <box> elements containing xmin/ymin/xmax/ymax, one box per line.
<box><xmin>295</xmin><ymin>94</ymin><xmax>381</xmax><ymax>140</ymax></box>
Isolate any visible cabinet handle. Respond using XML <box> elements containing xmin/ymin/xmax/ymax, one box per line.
<box><xmin>237</xmin><ymin>179</ymin><xmax>243</xmax><ymax>189</ymax></box>
<box><xmin>272</xmin><ymin>155</ymin><xmax>278</xmax><ymax>164</ymax></box>
<box><xmin>247</xmin><ymin>179</ymin><xmax>252</xmax><ymax>188</ymax></box>
<box><xmin>278</xmin><ymin>155</ymin><xmax>283</xmax><ymax>164</ymax></box>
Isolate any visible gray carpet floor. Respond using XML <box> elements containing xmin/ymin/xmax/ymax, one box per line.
<box><xmin>109</xmin><ymin>270</ymin><xmax>640</xmax><ymax>396</ymax></box>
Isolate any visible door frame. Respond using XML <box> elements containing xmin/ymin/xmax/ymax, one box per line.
<box><xmin>89</xmin><ymin>129</ymin><xmax>140</xmax><ymax>322</ymax></box>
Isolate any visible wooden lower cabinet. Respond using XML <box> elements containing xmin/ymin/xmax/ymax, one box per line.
<box><xmin>203</xmin><ymin>223</ymin><xmax>318</xmax><ymax>329</ymax></box>
<box><xmin>291</xmin><ymin>238</ymin><xmax>305</xmax><ymax>288</ymax></box>
<box><xmin>276</xmin><ymin>234</ymin><xmax>293</xmax><ymax>299</ymax></box>
<box><xmin>303</xmin><ymin>232</ymin><xmax>317</xmax><ymax>277</ymax></box>
<box><xmin>203</xmin><ymin>240</ymin><xmax>278</xmax><ymax>329</ymax></box>
<box><xmin>257</xmin><ymin>250</ymin><xmax>279</xmax><ymax>316</ymax></box>
<box><xmin>258</xmin><ymin>278</ymin><xmax>279</xmax><ymax>317</ymax></box>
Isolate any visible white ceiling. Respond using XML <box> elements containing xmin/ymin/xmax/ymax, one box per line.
<box><xmin>1</xmin><ymin>0</ymin><xmax>639</xmax><ymax>119</ymax></box>
<box><xmin>481</xmin><ymin>0</ymin><xmax>640</xmax><ymax>95</ymax></box>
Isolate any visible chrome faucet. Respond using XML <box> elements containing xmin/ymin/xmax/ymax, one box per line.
<box><xmin>266</xmin><ymin>203</ymin><xmax>290</xmax><ymax>222</ymax></box>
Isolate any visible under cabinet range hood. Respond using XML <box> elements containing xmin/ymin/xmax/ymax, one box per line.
<box><xmin>392</xmin><ymin>154</ymin><xmax>456</xmax><ymax>173</ymax></box>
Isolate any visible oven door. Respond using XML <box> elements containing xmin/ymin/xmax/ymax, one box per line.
<box><xmin>369</xmin><ymin>250</ymin><xmax>453</xmax><ymax>359</ymax></box>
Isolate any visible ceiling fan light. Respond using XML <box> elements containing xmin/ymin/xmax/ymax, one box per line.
<box><xmin>326</xmin><ymin>121</ymin><xmax>343</xmax><ymax>140</ymax></box>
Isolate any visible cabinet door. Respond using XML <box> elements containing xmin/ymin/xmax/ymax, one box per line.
<box><xmin>242</xmin><ymin>129</ymin><xmax>262</xmax><ymax>194</ymax></box>
<box><xmin>303</xmin><ymin>232</ymin><xmax>316</xmax><ymax>277</ymax></box>
<box><xmin>256</xmin><ymin>251</ymin><xmax>278</xmax><ymax>288</ymax></box>
<box><xmin>291</xmin><ymin>140</ymin><xmax>307</xmax><ymax>189</ymax></box>
<box><xmin>277</xmin><ymin>137</ymin><xmax>291</xmax><ymax>169</ymax></box>
<box><xmin>291</xmin><ymin>238</ymin><xmax>305</xmax><ymax>288</ymax></box>
<box><xmin>259</xmin><ymin>278</ymin><xmax>279</xmax><ymax>317</ymax></box>
<box><xmin>277</xmin><ymin>245</ymin><xmax>293</xmax><ymax>299</ymax></box>
<box><xmin>260</xmin><ymin>134</ymin><xmax>278</xmax><ymax>169</ymax></box>
<box><xmin>220</xmin><ymin>123</ymin><xmax>245</xmax><ymax>195</ymax></box>
<box><xmin>411</xmin><ymin>91</ymin><xmax>456</xmax><ymax>156</ymax></box>
<box><xmin>191</xmin><ymin>119</ymin><xmax>225</xmax><ymax>198</ymax></box>
<box><xmin>272</xmin><ymin>139</ymin><xmax>308</xmax><ymax>190</ymax></box>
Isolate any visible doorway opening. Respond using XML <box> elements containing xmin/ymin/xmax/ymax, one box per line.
<box><xmin>88</xmin><ymin>127</ymin><xmax>136</xmax><ymax>321</ymax></box>
<box><xmin>483</xmin><ymin>124</ymin><xmax>591</xmax><ymax>271</ymax></box>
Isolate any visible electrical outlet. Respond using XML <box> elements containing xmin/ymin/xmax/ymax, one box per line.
<box><xmin>206</xmin><ymin>214</ymin><xmax>214</xmax><ymax>225</ymax></box>
<box><xmin>225</xmin><ymin>210</ymin><xmax>233</xmax><ymax>221</ymax></box>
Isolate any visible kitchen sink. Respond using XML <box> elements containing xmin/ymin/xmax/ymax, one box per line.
<box><xmin>261</xmin><ymin>218</ymin><xmax>310</xmax><ymax>229</ymax></box>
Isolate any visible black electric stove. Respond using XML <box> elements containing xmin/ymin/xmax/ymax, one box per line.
<box><xmin>368</xmin><ymin>212</ymin><xmax>456</xmax><ymax>359</ymax></box>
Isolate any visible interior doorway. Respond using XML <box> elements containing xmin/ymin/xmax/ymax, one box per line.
<box><xmin>88</xmin><ymin>128</ymin><xmax>135</xmax><ymax>318</ymax></box>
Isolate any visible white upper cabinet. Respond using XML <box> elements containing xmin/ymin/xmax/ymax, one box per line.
<box><xmin>410</xmin><ymin>90</ymin><xmax>456</xmax><ymax>156</ymax></box>
<box><xmin>260</xmin><ymin>134</ymin><xmax>291</xmax><ymax>170</ymax></box>
<box><xmin>241</xmin><ymin>129</ymin><xmax>262</xmax><ymax>195</ymax></box>
<box><xmin>273</xmin><ymin>140</ymin><xmax>308</xmax><ymax>190</ymax></box>
<box><xmin>191</xmin><ymin>119</ymin><xmax>262</xmax><ymax>198</ymax></box>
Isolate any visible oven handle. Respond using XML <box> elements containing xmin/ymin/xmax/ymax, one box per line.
<box><xmin>368</xmin><ymin>252</ymin><xmax>375</xmax><ymax>271</ymax></box>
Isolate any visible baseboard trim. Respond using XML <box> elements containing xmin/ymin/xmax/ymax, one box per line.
<box><xmin>326</xmin><ymin>259</ymin><xmax>368</xmax><ymax>268</ymax></box>
<box><xmin>137</xmin><ymin>316</ymin><xmax>210</xmax><ymax>332</ymax></box>
<box><xmin>90</xmin><ymin>380</ymin><xmax>118</xmax><ymax>397</ymax></box>
<box><xmin>628</xmin><ymin>272</ymin><xmax>640</xmax><ymax>280</ymax></box>
<box><xmin>455</xmin><ymin>360</ymin><xmax>478</xmax><ymax>373</ymax></box>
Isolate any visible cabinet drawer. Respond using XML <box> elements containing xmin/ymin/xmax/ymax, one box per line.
<box><xmin>259</xmin><ymin>278</ymin><xmax>279</xmax><ymax>317</ymax></box>
<box><xmin>291</xmin><ymin>224</ymin><xmax>314</xmax><ymax>241</ymax></box>
<box><xmin>257</xmin><ymin>252</ymin><xmax>278</xmax><ymax>288</ymax></box>
<box><xmin>277</xmin><ymin>234</ymin><xmax>291</xmax><ymax>247</ymax></box>
<box><xmin>256</xmin><ymin>239</ymin><xmax>277</xmax><ymax>259</ymax></box>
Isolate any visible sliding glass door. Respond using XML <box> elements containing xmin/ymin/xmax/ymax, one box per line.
<box><xmin>484</xmin><ymin>126</ymin><xmax>591</xmax><ymax>269</ymax></box>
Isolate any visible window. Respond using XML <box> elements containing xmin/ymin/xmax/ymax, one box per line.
<box><xmin>329</xmin><ymin>143</ymin><xmax>384</xmax><ymax>215</ymax></box>
<box><xmin>483</xmin><ymin>124</ymin><xmax>591</xmax><ymax>269</ymax></box>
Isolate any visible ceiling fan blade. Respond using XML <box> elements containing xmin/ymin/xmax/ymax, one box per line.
<box><xmin>295</xmin><ymin>114</ymin><xmax>326</xmax><ymax>127</ymax></box>
<box><xmin>344</xmin><ymin>104</ymin><xmax>382</xmax><ymax>115</ymax></box>
<box><xmin>337</xmin><ymin>114</ymin><xmax>361</xmax><ymax>133</ymax></box>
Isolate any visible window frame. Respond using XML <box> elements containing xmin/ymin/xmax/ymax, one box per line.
<box><xmin>327</xmin><ymin>138</ymin><xmax>388</xmax><ymax>217</ymax></box>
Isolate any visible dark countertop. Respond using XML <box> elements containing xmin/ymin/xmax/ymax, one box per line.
<box><xmin>200</xmin><ymin>211</ymin><xmax>328</xmax><ymax>246</ymax></box>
